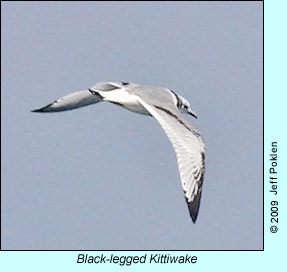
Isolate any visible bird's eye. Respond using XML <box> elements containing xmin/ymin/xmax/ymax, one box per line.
<box><xmin>184</xmin><ymin>105</ymin><xmax>188</xmax><ymax>110</ymax></box>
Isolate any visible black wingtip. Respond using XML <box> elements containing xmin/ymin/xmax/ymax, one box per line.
<box><xmin>190</xmin><ymin>212</ymin><xmax>198</xmax><ymax>224</ymax></box>
<box><xmin>186</xmin><ymin>192</ymin><xmax>202</xmax><ymax>224</ymax></box>
<box><xmin>31</xmin><ymin>103</ymin><xmax>54</xmax><ymax>113</ymax></box>
<box><xmin>189</xmin><ymin>207</ymin><xmax>198</xmax><ymax>224</ymax></box>
<box><xmin>31</xmin><ymin>108</ymin><xmax>43</xmax><ymax>113</ymax></box>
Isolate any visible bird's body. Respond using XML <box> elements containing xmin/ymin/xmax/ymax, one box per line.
<box><xmin>32</xmin><ymin>82</ymin><xmax>205</xmax><ymax>223</ymax></box>
<box><xmin>97</xmin><ymin>85</ymin><xmax>150</xmax><ymax>115</ymax></box>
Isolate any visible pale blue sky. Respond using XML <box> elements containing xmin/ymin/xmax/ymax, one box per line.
<box><xmin>2</xmin><ymin>1</ymin><xmax>263</xmax><ymax>250</ymax></box>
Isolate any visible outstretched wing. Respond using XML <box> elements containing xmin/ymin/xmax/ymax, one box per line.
<box><xmin>135</xmin><ymin>96</ymin><xmax>205</xmax><ymax>223</ymax></box>
<box><xmin>32</xmin><ymin>90</ymin><xmax>102</xmax><ymax>113</ymax></box>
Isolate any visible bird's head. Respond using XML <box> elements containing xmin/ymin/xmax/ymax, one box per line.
<box><xmin>178</xmin><ymin>95</ymin><xmax>197</xmax><ymax>118</ymax></box>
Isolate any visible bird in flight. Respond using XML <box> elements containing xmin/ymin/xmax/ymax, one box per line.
<box><xmin>32</xmin><ymin>81</ymin><xmax>206</xmax><ymax>223</ymax></box>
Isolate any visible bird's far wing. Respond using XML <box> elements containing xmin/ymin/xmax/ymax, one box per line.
<box><xmin>32</xmin><ymin>90</ymin><xmax>102</xmax><ymax>113</ymax></box>
<box><xmin>135</xmin><ymin>95</ymin><xmax>205</xmax><ymax>223</ymax></box>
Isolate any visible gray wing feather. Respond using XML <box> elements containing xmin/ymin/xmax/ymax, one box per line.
<box><xmin>32</xmin><ymin>90</ymin><xmax>102</xmax><ymax>113</ymax></box>
<box><xmin>134</xmin><ymin>95</ymin><xmax>205</xmax><ymax>223</ymax></box>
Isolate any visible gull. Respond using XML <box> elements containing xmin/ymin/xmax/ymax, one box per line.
<box><xmin>32</xmin><ymin>82</ymin><xmax>206</xmax><ymax>223</ymax></box>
